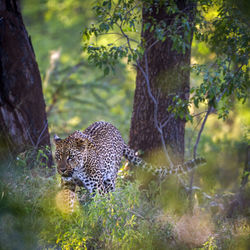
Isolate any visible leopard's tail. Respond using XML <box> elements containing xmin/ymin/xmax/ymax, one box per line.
<box><xmin>123</xmin><ymin>144</ymin><xmax>206</xmax><ymax>178</ymax></box>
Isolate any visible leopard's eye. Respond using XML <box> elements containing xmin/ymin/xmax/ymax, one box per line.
<box><xmin>67</xmin><ymin>155</ymin><xmax>74</xmax><ymax>161</ymax></box>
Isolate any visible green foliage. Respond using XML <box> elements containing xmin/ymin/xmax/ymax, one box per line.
<box><xmin>1</xmin><ymin>149</ymin><xmax>250</xmax><ymax>249</ymax></box>
<box><xmin>0</xmin><ymin>156</ymin><xmax>176</xmax><ymax>249</ymax></box>
<box><xmin>190</xmin><ymin>0</ymin><xmax>249</xmax><ymax>120</ymax></box>
<box><xmin>82</xmin><ymin>0</ymin><xmax>197</xmax><ymax>74</ymax></box>
<box><xmin>0</xmin><ymin>159</ymin><xmax>56</xmax><ymax>249</ymax></box>
<box><xmin>82</xmin><ymin>0</ymin><xmax>142</xmax><ymax>74</ymax></box>
<box><xmin>201</xmin><ymin>236</ymin><xmax>218</xmax><ymax>249</ymax></box>
<box><xmin>168</xmin><ymin>0</ymin><xmax>249</xmax><ymax>122</ymax></box>
<box><xmin>22</xmin><ymin>0</ymin><xmax>135</xmax><ymax>140</ymax></box>
<box><xmin>82</xmin><ymin>0</ymin><xmax>249</xmax><ymax>125</ymax></box>
<box><xmin>43</xmin><ymin>182</ymin><xmax>142</xmax><ymax>249</ymax></box>
<box><xmin>10</xmin><ymin>1</ymin><xmax>249</xmax><ymax>249</ymax></box>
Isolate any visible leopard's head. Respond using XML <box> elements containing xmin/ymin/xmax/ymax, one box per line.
<box><xmin>54</xmin><ymin>131</ymin><xmax>94</xmax><ymax>177</ymax></box>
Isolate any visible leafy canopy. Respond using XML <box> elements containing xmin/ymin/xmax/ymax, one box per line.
<box><xmin>82</xmin><ymin>0</ymin><xmax>249</xmax><ymax>121</ymax></box>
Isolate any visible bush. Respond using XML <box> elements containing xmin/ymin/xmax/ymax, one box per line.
<box><xmin>0</xmin><ymin>149</ymin><xmax>249</xmax><ymax>249</ymax></box>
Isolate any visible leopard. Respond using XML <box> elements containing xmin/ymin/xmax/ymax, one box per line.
<box><xmin>54</xmin><ymin>121</ymin><xmax>206</xmax><ymax>200</ymax></box>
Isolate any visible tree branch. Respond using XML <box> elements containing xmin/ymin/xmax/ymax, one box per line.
<box><xmin>189</xmin><ymin>63</ymin><xmax>245</xmax><ymax>211</ymax></box>
<box><xmin>116</xmin><ymin>19</ymin><xmax>175</xmax><ymax>169</ymax></box>
<box><xmin>192</xmin><ymin>63</ymin><xmax>244</xmax><ymax>159</ymax></box>
<box><xmin>193</xmin><ymin>106</ymin><xmax>211</xmax><ymax>159</ymax></box>
<box><xmin>136</xmin><ymin>52</ymin><xmax>174</xmax><ymax>169</ymax></box>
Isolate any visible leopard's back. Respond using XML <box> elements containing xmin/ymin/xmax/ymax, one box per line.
<box><xmin>83</xmin><ymin>121</ymin><xmax>125</xmax><ymax>175</ymax></box>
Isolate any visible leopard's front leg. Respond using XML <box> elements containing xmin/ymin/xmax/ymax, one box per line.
<box><xmin>72</xmin><ymin>169</ymin><xmax>106</xmax><ymax>195</ymax></box>
<box><xmin>61</xmin><ymin>176</ymin><xmax>76</xmax><ymax>191</ymax></box>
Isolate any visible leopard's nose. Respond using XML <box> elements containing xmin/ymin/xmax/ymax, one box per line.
<box><xmin>58</xmin><ymin>164</ymin><xmax>67</xmax><ymax>174</ymax></box>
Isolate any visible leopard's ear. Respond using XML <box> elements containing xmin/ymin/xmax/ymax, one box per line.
<box><xmin>54</xmin><ymin>134</ymin><xmax>62</xmax><ymax>144</ymax></box>
<box><xmin>72</xmin><ymin>131</ymin><xmax>95</xmax><ymax>149</ymax></box>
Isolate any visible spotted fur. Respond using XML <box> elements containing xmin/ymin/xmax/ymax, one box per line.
<box><xmin>54</xmin><ymin>121</ymin><xmax>206</xmax><ymax>196</ymax></box>
<box><xmin>56</xmin><ymin>188</ymin><xmax>77</xmax><ymax>214</ymax></box>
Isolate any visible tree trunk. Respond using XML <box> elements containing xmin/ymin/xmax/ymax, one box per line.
<box><xmin>129</xmin><ymin>0</ymin><xmax>196</xmax><ymax>165</ymax></box>
<box><xmin>0</xmin><ymin>0</ymin><xmax>52</xmax><ymax>167</ymax></box>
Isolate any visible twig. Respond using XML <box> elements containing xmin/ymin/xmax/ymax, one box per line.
<box><xmin>188</xmin><ymin>107</ymin><xmax>211</xmax><ymax>212</ymax></box>
<box><xmin>186</xmin><ymin>113</ymin><xmax>205</xmax><ymax>158</ymax></box>
<box><xmin>192</xmin><ymin>110</ymin><xmax>209</xmax><ymax>117</ymax></box>
<box><xmin>98</xmin><ymin>32</ymin><xmax>139</xmax><ymax>44</ymax></box>
<box><xmin>14</xmin><ymin>108</ymin><xmax>35</xmax><ymax>147</ymax></box>
<box><xmin>130</xmin><ymin>210</ymin><xmax>145</xmax><ymax>219</ymax></box>
<box><xmin>145</xmin><ymin>25</ymin><xmax>184</xmax><ymax>52</ymax></box>
<box><xmin>35</xmin><ymin>121</ymin><xmax>48</xmax><ymax>148</ymax></box>
<box><xmin>193</xmin><ymin>107</ymin><xmax>211</xmax><ymax>159</ymax></box>
<box><xmin>124</xmin><ymin>3</ymin><xmax>141</xmax><ymax>20</ymax></box>
<box><xmin>116</xmin><ymin>23</ymin><xmax>135</xmax><ymax>56</ymax></box>
<box><xmin>136</xmin><ymin>53</ymin><xmax>174</xmax><ymax>169</ymax></box>
<box><xmin>160</xmin><ymin>113</ymin><xmax>174</xmax><ymax>129</ymax></box>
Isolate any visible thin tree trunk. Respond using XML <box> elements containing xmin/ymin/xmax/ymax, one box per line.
<box><xmin>129</xmin><ymin>0</ymin><xmax>196</xmax><ymax>165</ymax></box>
<box><xmin>0</xmin><ymin>0</ymin><xmax>52</xmax><ymax>167</ymax></box>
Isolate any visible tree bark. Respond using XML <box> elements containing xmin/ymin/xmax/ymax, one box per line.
<box><xmin>129</xmin><ymin>0</ymin><xmax>196</xmax><ymax>165</ymax></box>
<box><xmin>0</xmin><ymin>0</ymin><xmax>52</xmax><ymax>166</ymax></box>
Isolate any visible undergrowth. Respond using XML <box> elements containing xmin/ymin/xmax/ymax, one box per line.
<box><xmin>0</xmin><ymin>155</ymin><xmax>249</xmax><ymax>250</ymax></box>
